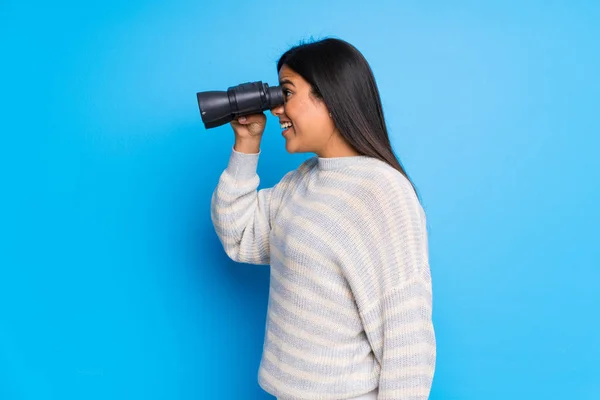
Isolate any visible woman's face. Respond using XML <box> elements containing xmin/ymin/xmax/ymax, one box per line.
<box><xmin>270</xmin><ymin>64</ymin><xmax>336</xmax><ymax>155</ymax></box>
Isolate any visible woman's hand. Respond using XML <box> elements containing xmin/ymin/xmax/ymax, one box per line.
<box><xmin>231</xmin><ymin>113</ymin><xmax>266</xmax><ymax>154</ymax></box>
<box><xmin>231</xmin><ymin>113</ymin><xmax>267</xmax><ymax>139</ymax></box>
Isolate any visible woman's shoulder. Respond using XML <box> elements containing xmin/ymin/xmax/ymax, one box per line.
<box><xmin>344</xmin><ymin>159</ymin><xmax>427</xmax><ymax>239</ymax></box>
<box><xmin>277</xmin><ymin>155</ymin><xmax>419</xmax><ymax>205</ymax></box>
<box><xmin>348</xmin><ymin>157</ymin><xmax>417</xmax><ymax>200</ymax></box>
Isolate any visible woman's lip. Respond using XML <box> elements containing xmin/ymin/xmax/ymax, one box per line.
<box><xmin>282</xmin><ymin>127</ymin><xmax>293</xmax><ymax>136</ymax></box>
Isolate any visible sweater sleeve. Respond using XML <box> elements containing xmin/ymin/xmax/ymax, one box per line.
<box><xmin>362</xmin><ymin>273</ymin><xmax>436</xmax><ymax>399</ymax></box>
<box><xmin>210</xmin><ymin>147</ymin><xmax>295</xmax><ymax>265</ymax></box>
<box><xmin>346</xmin><ymin>172</ymin><xmax>436</xmax><ymax>399</ymax></box>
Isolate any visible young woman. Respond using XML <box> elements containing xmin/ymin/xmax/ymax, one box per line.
<box><xmin>211</xmin><ymin>38</ymin><xmax>436</xmax><ymax>400</ymax></box>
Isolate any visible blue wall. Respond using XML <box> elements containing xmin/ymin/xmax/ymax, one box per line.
<box><xmin>1</xmin><ymin>1</ymin><xmax>599</xmax><ymax>399</ymax></box>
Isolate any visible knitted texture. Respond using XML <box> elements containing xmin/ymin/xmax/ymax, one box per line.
<box><xmin>211</xmin><ymin>147</ymin><xmax>436</xmax><ymax>400</ymax></box>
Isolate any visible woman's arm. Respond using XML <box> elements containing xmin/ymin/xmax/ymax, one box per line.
<box><xmin>341</xmin><ymin>170</ymin><xmax>436</xmax><ymax>399</ymax></box>
<box><xmin>210</xmin><ymin>147</ymin><xmax>295</xmax><ymax>265</ymax></box>
<box><xmin>362</xmin><ymin>272</ymin><xmax>436</xmax><ymax>400</ymax></box>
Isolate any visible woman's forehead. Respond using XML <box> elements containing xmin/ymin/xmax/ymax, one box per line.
<box><xmin>278</xmin><ymin>65</ymin><xmax>299</xmax><ymax>82</ymax></box>
<box><xmin>279</xmin><ymin>71</ymin><xmax>308</xmax><ymax>90</ymax></box>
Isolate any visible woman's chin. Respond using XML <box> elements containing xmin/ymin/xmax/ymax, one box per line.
<box><xmin>285</xmin><ymin>140</ymin><xmax>298</xmax><ymax>154</ymax></box>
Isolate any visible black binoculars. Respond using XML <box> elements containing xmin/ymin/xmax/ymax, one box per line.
<box><xmin>196</xmin><ymin>81</ymin><xmax>284</xmax><ymax>129</ymax></box>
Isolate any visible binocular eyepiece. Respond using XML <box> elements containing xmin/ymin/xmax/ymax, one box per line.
<box><xmin>196</xmin><ymin>81</ymin><xmax>284</xmax><ymax>129</ymax></box>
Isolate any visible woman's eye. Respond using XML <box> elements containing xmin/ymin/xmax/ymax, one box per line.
<box><xmin>283</xmin><ymin>89</ymin><xmax>292</xmax><ymax>97</ymax></box>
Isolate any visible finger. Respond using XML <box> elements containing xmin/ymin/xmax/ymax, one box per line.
<box><xmin>237</xmin><ymin>113</ymin><xmax>265</xmax><ymax>124</ymax></box>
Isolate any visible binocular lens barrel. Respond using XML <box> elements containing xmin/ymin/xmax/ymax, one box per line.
<box><xmin>196</xmin><ymin>81</ymin><xmax>284</xmax><ymax>129</ymax></box>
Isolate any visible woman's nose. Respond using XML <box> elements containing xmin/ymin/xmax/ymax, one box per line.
<box><xmin>270</xmin><ymin>104</ymin><xmax>284</xmax><ymax>116</ymax></box>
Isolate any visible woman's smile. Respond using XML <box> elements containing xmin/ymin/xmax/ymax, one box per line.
<box><xmin>280</xmin><ymin>120</ymin><xmax>294</xmax><ymax>137</ymax></box>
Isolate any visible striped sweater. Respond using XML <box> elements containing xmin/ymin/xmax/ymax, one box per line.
<box><xmin>211</xmin><ymin>147</ymin><xmax>436</xmax><ymax>400</ymax></box>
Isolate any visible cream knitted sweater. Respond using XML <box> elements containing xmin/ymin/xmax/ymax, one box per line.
<box><xmin>211</xmin><ymin>147</ymin><xmax>436</xmax><ymax>400</ymax></box>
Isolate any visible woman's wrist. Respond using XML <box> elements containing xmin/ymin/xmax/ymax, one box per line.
<box><xmin>234</xmin><ymin>138</ymin><xmax>261</xmax><ymax>154</ymax></box>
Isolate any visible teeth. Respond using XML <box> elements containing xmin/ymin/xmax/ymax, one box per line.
<box><xmin>280</xmin><ymin>121</ymin><xmax>293</xmax><ymax>129</ymax></box>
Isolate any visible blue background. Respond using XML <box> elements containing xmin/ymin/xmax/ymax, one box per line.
<box><xmin>1</xmin><ymin>1</ymin><xmax>599</xmax><ymax>399</ymax></box>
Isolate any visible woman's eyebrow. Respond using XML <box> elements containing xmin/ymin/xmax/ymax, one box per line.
<box><xmin>279</xmin><ymin>79</ymin><xmax>295</xmax><ymax>87</ymax></box>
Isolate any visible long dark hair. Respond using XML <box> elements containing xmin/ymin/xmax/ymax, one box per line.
<box><xmin>277</xmin><ymin>37</ymin><xmax>420</xmax><ymax>202</ymax></box>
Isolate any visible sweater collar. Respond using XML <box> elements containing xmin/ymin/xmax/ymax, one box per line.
<box><xmin>317</xmin><ymin>154</ymin><xmax>374</xmax><ymax>171</ymax></box>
